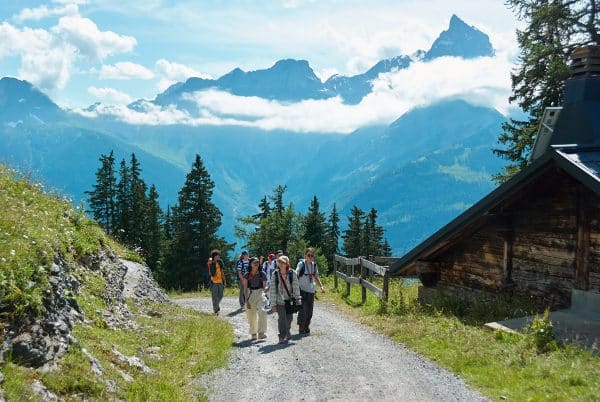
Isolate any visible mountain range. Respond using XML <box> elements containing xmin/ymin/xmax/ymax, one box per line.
<box><xmin>0</xmin><ymin>14</ymin><xmax>504</xmax><ymax>255</ymax></box>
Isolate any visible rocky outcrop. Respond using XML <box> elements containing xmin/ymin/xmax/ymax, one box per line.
<box><xmin>0</xmin><ymin>248</ymin><xmax>168</xmax><ymax>369</ymax></box>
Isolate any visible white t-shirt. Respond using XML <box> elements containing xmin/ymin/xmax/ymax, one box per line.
<box><xmin>296</xmin><ymin>259</ymin><xmax>318</xmax><ymax>293</ymax></box>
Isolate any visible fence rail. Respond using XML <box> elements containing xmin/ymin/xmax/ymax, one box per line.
<box><xmin>333</xmin><ymin>254</ymin><xmax>389</xmax><ymax>303</ymax></box>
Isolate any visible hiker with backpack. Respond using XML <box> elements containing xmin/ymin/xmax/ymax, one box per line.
<box><xmin>269</xmin><ymin>255</ymin><xmax>301</xmax><ymax>344</ymax></box>
<box><xmin>207</xmin><ymin>249</ymin><xmax>226</xmax><ymax>315</ymax></box>
<box><xmin>243</xmin><ymin>257</ymin><xmax>268</xmax><ymax>340</ymax></box>
<box><xmin>236</xmin><ymin>251</ymin><xmax>250</xmax><ymax>308</ymax></box>
<box><xmin>296</xmin><ymin>247</ymin><xmax>324</xmax><ymax>335</ymax></box>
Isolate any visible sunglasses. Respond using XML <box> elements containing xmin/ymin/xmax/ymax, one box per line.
<box><xmin>306</xmin><ymin>254</ymin><xmax>314</xmax><ymax>257</ymax></box>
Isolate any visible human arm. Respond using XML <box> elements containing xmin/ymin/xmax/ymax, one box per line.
<box><xmin>292</xmin><ymin>271</ymin><xmax>301</xmax><ymax>302</ymax></box>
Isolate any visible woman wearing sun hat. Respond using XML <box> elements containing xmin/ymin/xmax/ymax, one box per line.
<box><xmin>269</xmin><ymin>255</ymin><xmax>301</xmax><ymax>343</ymax></box>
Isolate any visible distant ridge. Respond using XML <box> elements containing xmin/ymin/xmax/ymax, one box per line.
<box><xmin>149</xmin><ymin>14</ymin><xmax>494</xmax><ymax>108</ymax></box>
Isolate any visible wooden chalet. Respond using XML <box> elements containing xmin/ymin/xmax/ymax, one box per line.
<box><xmin>390</xmin><ymin>46</ymin><xmax>600</xmax><ymax>309</ymax></box>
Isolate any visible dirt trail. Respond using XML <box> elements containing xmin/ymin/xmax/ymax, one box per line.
<box><xmin>175</xmin><ymin>296</ymin><xmax>489</xmax><ymax>402</ymax></box>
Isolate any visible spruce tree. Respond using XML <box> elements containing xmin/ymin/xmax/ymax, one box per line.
<box><xmin>86</xmin><ymin>151</ymin><xmax>117</xmax><ymax>234</ymax></box>
<box><xmin>128</xmin><ymin>153</ymin><xmax>148</xmax><ymax>248</ymax></box>
<box><xmin>252</xmin><ymin>196</ymin><xmax>271</xmax><ymax>219</ymax></box>
<box><xmin>166</xmin><ymin>154</ymin><xmax>222</xmax><ymax>290</ymax></box>
<box><xmin>115</xmin><ymin>158</ymin><xmax>131</xmax><ymax>242</ymax></box>
<box><xmin>304</xmin><ymin>195</ymin><xmax>326</xmax><ymax>248</ymax></box>
<box><xmin>493</xmin><ymin>0</ymin><xmax>599</xmax><ymax>182</ymax></box>
<box><xmin>143</xmin><ymin>185</ymin><xmax>163</xmax><ymax>276</ymax></box>
<box><xmin>270</xmin><ymin>185</ymin><xmax>287</xmax><ymax>214</ymax></box>
<box><xmin>323</xmin><ymin>203</ymin><xmax>340</xmax><ymax>273</ymax></box>
<box><xmin>342</xmin><ymin>206</ymin><xmax>364</xmax><ymax>258</ymax></box>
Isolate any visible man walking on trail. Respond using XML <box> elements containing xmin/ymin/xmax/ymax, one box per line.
<box><xmin>207</xmin><ymin>249</ymin><xmax>226</xmax><ymax>315</ymax></box>
<box><xmin>237</xmin><ymin>251</ymin><xmax>250</xmax><ymax>308</ymax></box>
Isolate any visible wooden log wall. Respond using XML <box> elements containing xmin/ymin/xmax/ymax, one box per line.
<box><xmin>429</xmin><ymin>167</ymin><xmax>600</xmax><ymax>309</ymax></box>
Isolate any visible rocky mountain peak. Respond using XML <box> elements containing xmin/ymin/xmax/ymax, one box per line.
<box><xmin>424</xmin><ymin>14</ymin><xmax>494</xmax><ymax>61</ymax></box>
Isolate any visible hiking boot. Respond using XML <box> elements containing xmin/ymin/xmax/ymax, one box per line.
<box><xmin>258</xmin><ymin>333</ymin><xmax>267</xmax><ymax>339</ymax></box>
<box><xmin>251</xmin><ymin>334</ymin><xmax>258</xmax><ymax>340</ymax></box>
<box><xmin>298</xmin><ymin>325</ymin><xmax>307</xmax><ymax>334</ymax></box>
<box><xmin>278</xmin><ymin>336</ymin><xmax>286</xmax><ymax>344</ymax></box>
<box><xmin>285</xmin><ymin>332</ymin><xmax>291</xmax><ymax>340</ymax></box>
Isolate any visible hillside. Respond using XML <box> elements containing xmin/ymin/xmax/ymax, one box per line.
<box><xmin>0</xmin><ymin>164</ymin><xmax>232</xmax><ymax>400</ymax></box>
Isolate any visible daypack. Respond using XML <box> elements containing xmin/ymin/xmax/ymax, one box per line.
<box><xmin>298</xmin><ymin>260</ymin><xmax>317</xmax><ymax>278</ymax></box>
<box><xmin>274</xmin><ymin>269</ymin><xmax>294</xmax><ymax>289</ymax></box>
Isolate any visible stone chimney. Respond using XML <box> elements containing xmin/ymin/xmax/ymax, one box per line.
<box><xmin>550</xmin><ymin>45</ymin><xmax>600</xmax><ymax>147</ymax></box>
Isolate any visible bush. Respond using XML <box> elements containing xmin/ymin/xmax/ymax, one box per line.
<box><xmin>526</xmin><ymin>309</ymin><xmax>559</xmax><ymax>353</ymax></box>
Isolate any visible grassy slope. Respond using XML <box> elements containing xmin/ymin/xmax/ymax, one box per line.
<box><xmin>0</xmin><ymin>164</ymin><xmax>233</xmax><ymax>400</ymax></box>
<box><xmin>319</xmin><ymin>276</ymin><xmax>600</xmax><ymax>402</ymax></box>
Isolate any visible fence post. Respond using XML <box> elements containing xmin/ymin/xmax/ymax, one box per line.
<box><xmin>382</xmin><ymin>268</ymin><xmax>390</xmax><ymax>302</ymax></box>
<box><xmin>333</xmin><ymin>257</ymin><xmax>338</xmax><ymax>289</ymax></box>
<box><xmin>360</xmin><ymin>258</ymin><xmax>367</xmax><ymax>304</ymax></box>
<box><xmin>346</xmin><ymin>261</ymin><xmax>351</xmax><ymax>297</ymax></box>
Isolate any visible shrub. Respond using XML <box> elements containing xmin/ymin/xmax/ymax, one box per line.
<box><xmin>526</xmin><ymin>309</ymin><xmax>559</xmax><ymax>353</ymax></box>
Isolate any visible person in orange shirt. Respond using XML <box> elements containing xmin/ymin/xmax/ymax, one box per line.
<box><xmin>207</xmin><ymin>249</ymin><xmax>226</xmax><ymax>315</ymax></box>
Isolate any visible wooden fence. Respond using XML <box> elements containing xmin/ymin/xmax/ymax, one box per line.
<box><xmin>333</xmin><ymin>254</ymin><xmax>390</xmax><ymax>303</ymax></box>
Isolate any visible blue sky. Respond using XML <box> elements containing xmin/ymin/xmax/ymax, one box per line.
<box><xmin>1</xmin><ymin>0</ymin><xmax>521</xmax><ymax>131</ymax></box>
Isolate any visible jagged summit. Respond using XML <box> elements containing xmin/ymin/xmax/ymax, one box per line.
<box><xmin>424</xmin><ymin>14</ymin><xmax>494</xmax><ymax>61</ymax></box>
<box><xmin>150</xmin><ymin>14</ymin><xmax>494</xmax><ymax>107</ymax></box>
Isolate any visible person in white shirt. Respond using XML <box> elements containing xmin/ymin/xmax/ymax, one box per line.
<box><xmin>296</xmin><ymin>247</ymin><xmax>324</xmax><ymax>335</ymax></box>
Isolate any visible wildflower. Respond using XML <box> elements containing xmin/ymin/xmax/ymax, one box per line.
<box><xmin>1</xmin><ymin>257</ymin><xmax>6</xmax><ymax>262</ymax></box>
<box><xmin>10</xmin><ymin>249</ymin><xmax>16</xmax><ymax>256</ymax></box>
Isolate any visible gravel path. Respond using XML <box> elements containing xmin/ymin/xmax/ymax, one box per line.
<box><xmin>175</xmin><ymin>296</ymin><xmax>489</xmax><ymax>402</ymax></box>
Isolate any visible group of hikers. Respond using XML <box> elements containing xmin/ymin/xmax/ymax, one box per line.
<box><xmin>206</xmin><ymin>247</ymin><xmax>325</xmax><ymax>344</ymax></box>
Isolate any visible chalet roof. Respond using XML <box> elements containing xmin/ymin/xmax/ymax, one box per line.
<box><xmin>389</xmin><ymin>147</ymin><xmax>600</xmax><ymax>275</ymax></box>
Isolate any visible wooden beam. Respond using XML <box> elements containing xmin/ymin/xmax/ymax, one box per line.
<box><xmin>360</xmin><ymin>258</ymin><xmax>387</xmax><ymax>276</ymax></box>
<box><xmin>360</xmin><ymin>278</ymin><xmax>384</xmax><ymax>298</ymax></box>
<box><xmin>575</xmin><ymin>185</ymin><xmax>591</xmax><ymax>290</ymax></box>
<box><xmin>335</xmin><ymin>271</ymin><xmax>361</xmax><ymax>285</ymax></box>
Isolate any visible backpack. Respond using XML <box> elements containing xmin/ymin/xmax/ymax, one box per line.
<box><xmin>298</xmin><ymin>260</ymin><xmax>317</xmax><ymax>278</ymax></box>
<box><xmin>274</xmin><ymin>269</ymin><xmax>294</xmax><ymax>288</ymax></box>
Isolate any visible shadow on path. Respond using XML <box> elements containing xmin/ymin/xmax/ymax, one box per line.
<box><xmin>227</xmin><ymin>308</ymin><xmax>244</xmax><ymax>317</ymax></box>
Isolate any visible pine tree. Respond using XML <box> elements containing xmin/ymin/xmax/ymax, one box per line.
<box><xmin>342</xmin><ymin>206</ymin><xmax>364</xmax><ymax>258</ymax></box>
<box><xmin>165</xmin><ymin>154</ymin><xmax>222</xmax><ymax>290</ymax></box>
<box><xmin>115</xmin><ymin>158</ymin><xmax>131</xmax><ymax>242</ymax></box>
<box><xmin>128</xmin><ymin>153</ymin><xmax>148</xmax><ymax>248</ymax></box>
<box><xmin>143</xmin><ymin>185</ymin><xmax>163</xmax><ymax>276</ymax></box>
<box><xmin>363</xmin><ymin>208</ymin><xmax>384</xmax><ymax>257</ymax></box>
<box><xmin>493</xmin><ymin>0</ymin><xmax>599</xmax><ymax>182</ymax></box>
<box><xmin>304</xmin><ymin>195</ymin><xmax>326</xmax><ymax>248</ymax></box>
<box><xmin>86</xmin><ymin>151</ymin><xmax>117</xmax><ymax>234</ymax></box>
<box><xmin>252</xmin><ymin>196</ymin><xmax>271</xmax><ymax>219</ymax></box>
<box><xmin>270</xmin><ymin>185</ymin><xmax>287</xmax><ymax>214</ymax></box>
<box><xmin>323</xmin><ymin>203</ymin><xmax>340</xmax><ymax>272</ymax></box>
<box><xmin>382</xmin><ymin>239</ymin><xmax>393</xmax><ymax>257</ymax></box>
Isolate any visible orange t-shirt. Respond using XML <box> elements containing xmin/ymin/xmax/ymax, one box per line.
<box><xmin>210</xmin><ymin>261</ymin><xmax>224</xmax><ymax>284</ymax></box>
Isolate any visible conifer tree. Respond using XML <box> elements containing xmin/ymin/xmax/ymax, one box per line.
<box><xmin>166</xmin><ymin>154</ymin><xmax>222</xmax><ymax>290</ymax></box>
<box><xmin>143</xmin><ymin>184</ymin><xmax>163</xmax><ymax>276</ymax></box>
<box><xmin>270</xmin><ymin>185</ymin><xmax>287</xmax><ymax>214</ymax></box>
<box><xmin>128</xmin><ymin>153</ymin><xmax>148</xmax><ymax>248</ymax></box>
<box><xmin>342</xmin><ymin>206</ymin><xmax>364</xmax><ymax>257</ymax></box>
<box><xmin>115</xmin><ymin>158</ymin><xmax>131</xmax><ymax>242</ymax></box>
<box><xmin>86</xmin><ymin>151</ymin><xmax>117</xmax><ymax>234</ymax></box>
<box><xmin>252</xmin><ymin>196</ymin><xmax>271</xmax><ymax>219</ymax></box>
<box><xmin>493</xmin><ymin>0</ymin><xmax>599</xmax><ymax>182</ymax></box>
<box><xmin>323</xmin><ymin>203</ymin><xmax>340</xmax><ymax>272</ymax></box>
<box><xmin>303</xmin><ymin>195</ymin><xmax>326</xmax><ymax>248</ymax></box>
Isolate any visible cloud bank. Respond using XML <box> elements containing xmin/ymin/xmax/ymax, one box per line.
<box><xmin>82</xmin><ymin>53</ymin><xmax>512</xmax><ymax>133</ymax></box>
<box><xmin>100</xmin><ymin>62</ymin><xmax>154</xmax><ymax>80</ymax></box>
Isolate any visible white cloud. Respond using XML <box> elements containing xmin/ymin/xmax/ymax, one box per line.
<box><xmin>53</xmin><ymin>16</ymin><xmax>136</xmax><ymax>61</ymax></box>
<box><xmin>100</xmin><ymin>62</ymin><xmax>154</xmax><ymax>80</ymax></box>
<box><xmin>0</xmin><ymin>22</ymin><xmax>74</xmax><ymax>90</ymax></box>
<box><xmin>13</xmin><ymin>3</ymin><xmax>79</xmax><ymax>23</ymax></box>
<box><xmin>154</xmin><ymin>59</ymin><xmax>209</xmax><ymax>91</ymax></box>
<box><xmin>88</xmin><ymin>86</ymin><xmax>133</xmax><ymax>104</ymax></box>
<box><xmin>83</xmin><ymin>53</ymin><xmax>513</xmax><ymax>133</ymax></box>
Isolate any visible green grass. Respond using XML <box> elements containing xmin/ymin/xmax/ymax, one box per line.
<box><xmin>320</xmin><ymin>276</ymin><xmax>600</xmax><ymax>402</ymax></box>
<box><xmin>168</xmin><ymin>285</ymin><xmax>238</xmax><ymax>299</ymax></box>
<box><xmin>0</xmin><ymin>164</ymin><xmax>131</xmax><ymax>327</ymax></box>
<box><xmin>0</xmin><ymin>163</ymin><xmax>234</xmax><ymax>400</ymax></box>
